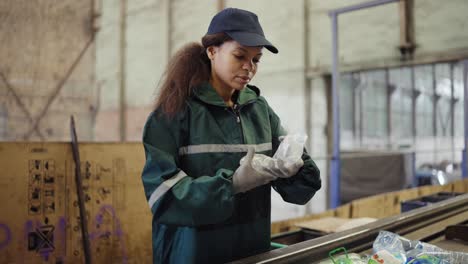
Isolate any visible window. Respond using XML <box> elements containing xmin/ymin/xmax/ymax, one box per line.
<box><xmin>340</xmin><ymin>74</ymin><xmax>355</xmax><ymax>135</ymax></box>
<box><xmin>453</xmin><ymin>62</ymin><xmax>464</xmax><ymax>137</ymax></box>
<box><xmin>414</xmin><ymin>65</ymin><xmax>434</xmax><ymax>137</ymax></box>
<box><xmin>435</xmin><ymin>64</ymin><xmax>452</xmax><ymax>137</ymax></box>
<box><xmin>361</xmin><ymin>70</ymin><xmax>387</xmax><ymax>138</ymax></box>
<box><xmin>340</xmin><ymin>61</ymin><xmax>465</xmax><ymax>149</ymax></box>
<box><xmin>389</xmin><ymin>67</ymin><xmax>412</xmax><ymax>141</ymax></box>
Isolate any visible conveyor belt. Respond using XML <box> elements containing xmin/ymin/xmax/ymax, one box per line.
<box><xmin>230</xmin><ymin>193</ymin><xmax>468</xmax><ymax>264</ymax></box>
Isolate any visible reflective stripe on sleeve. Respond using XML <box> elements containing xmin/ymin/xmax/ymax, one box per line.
<box><xmin>148</xmin><ymin>170</ymin><xmax>188</xmax><ymax>210</ymax></box>
<box><xmin>178</xmin><ymin>142</ymin><xmax>272</xmax><ymax>156</ymax></box>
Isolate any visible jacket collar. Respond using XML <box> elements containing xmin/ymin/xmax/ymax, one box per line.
<box><xmin>193</xmin><ymin>82</ymin><xmax>260</xmax><ymax>107</ymax></box>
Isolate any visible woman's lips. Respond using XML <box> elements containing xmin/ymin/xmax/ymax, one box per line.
<box><xmin>237</xmin><ymin>76</ymin><xmax>250</xmax><ymax>84</ymax></box>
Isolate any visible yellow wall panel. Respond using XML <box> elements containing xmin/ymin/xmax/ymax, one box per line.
<box><xmin>0</xmin><ymin>142</ymin><xmax>151</xmax><ymax>263</ymax></box>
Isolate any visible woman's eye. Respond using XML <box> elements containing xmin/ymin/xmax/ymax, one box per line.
<box><xmin>253</xmin><ymin>59</ymin><xmax>260</xmax><ymax>64</ymax></box>
<box><xmin>234</xmin><ymin>55</ymin><xmax>244</xmax><ymax>60</ymax></box>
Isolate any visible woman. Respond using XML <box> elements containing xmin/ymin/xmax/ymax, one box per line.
<box><xmin>141</xmin><ymin>8</ymin><xmax>321</xmax><ymax>264</ymax></box>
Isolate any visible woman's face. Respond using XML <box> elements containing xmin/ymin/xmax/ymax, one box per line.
<box><xmin>207</xmin><ymin>40</ymin><xmax>263</xmax><ymax>92</ymax></box>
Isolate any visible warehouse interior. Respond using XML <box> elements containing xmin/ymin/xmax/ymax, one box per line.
<box><xmin>1</xmin><ymin>0</ymin><xmax>468</xmax><ymax>263</ymax></box>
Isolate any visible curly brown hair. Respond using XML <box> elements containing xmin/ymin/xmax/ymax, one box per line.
<box><xmin>154</xmin><ymin>33</ymin><xmax>232</xmax><ymax>116</ymax></box>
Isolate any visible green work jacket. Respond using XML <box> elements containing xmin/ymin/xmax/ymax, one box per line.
<box><xmin>141</xmin><ymin>83</ymin><xmax>321</xmax><ymax>263</ymax></box>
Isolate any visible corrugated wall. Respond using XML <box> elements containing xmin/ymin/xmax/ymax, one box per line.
<box><xmin>0</xmin><ymin>0</ymin><xmax>96</xmax><ymax>141</ymax></box>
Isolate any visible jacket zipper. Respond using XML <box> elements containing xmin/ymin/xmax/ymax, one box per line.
<box><xmin>231</xmin><ymin>100</ymin><xmax>256</xmax><ymax>144</ymax></box>
<box><xmin>232</xmin><ymin>103</ymin><xmax>244</xmax><ymax>143</ymax></box>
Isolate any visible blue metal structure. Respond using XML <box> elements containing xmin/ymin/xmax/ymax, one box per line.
<box><xmin>463</xmin><ymin>60</ymin><xmax>468</xmax><ymax>178</ymax></box>
<box><xmin>328</xmin><ymin>0</ymin><xmax>400</xmax><ymax>209</ymax></box>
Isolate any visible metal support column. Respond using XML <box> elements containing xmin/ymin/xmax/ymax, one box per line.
<box><xmin>412</xmin><ymin>151</ymin><xmax>417</xmax><ymax>187</ymax></box>
<box><xmin>463</xmin><ymin>60</ymin><xmax>468</xmax><ymax>178</ymax></box>
<box><xmin>119</xmin><ymin>0</ymin><xmax>127</xmax><ymax>141</ymax></box>
<box><xmin>329</xmin><ymin>13</ymin><xmax>340</xmax><ymax>208</ymax></box>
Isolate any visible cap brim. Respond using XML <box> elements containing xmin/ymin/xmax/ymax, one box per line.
<box><xmin>226</xmin><ymin>31</ymin><xmax>278</xmax><ymax>54</ymax></box>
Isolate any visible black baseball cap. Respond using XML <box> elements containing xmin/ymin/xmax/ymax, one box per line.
<box><xmin>207</xmin><ymin>8</ymin><xmax>278</xmax><ymax>54</ymax></box>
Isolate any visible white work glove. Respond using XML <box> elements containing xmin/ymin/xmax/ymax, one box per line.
<box><xmin>232</xmin><ymin>148</ymin><xmax>277</xmax><ymax>193</ymax></box>
<box><xmin>249</xmin><ymin>154</ymin><xmax>304</xmax><ymax>178</ymax></box>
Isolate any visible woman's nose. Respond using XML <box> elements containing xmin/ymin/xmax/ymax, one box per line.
<box><xmin>242</xmin><ymin>60</ymin><xmax>254</xmax><ymax>71</ymax></box>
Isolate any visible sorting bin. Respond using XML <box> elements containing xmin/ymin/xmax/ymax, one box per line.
<box><xmin>270</xmin><ymin>229</ymin><xmax>325</xmax><ymax>249</ymax></box>
<box><xmin>401</xmin><ymin>192</ymin><xmax>462</xmax><ymax>213</ymax></box>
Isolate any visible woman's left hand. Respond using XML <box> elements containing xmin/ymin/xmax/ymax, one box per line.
<box><xmin>242</xmin><ymin>154</ymin><xmax>304</xmax><ymax>178</ymax></box>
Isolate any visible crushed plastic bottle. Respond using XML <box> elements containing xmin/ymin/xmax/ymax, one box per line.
<box><xmin>372</xmin><ymin>231</ymin><xmax>468</xmax><ymax>264</ymax></box>
<box><xmin>372</xmin><ymin>231</ymin><xmax>407</xmax><ymax>263</ymax></box>
<box><xmin>319</xmin><ymin>232</ymin><xmax>468</xmax><ymax>264</ymax></box>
